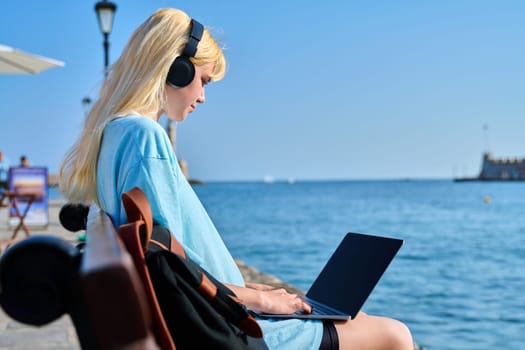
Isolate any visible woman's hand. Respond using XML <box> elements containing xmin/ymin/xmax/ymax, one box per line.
<box><xmin>226</xmin><ymin>283</ymin><xmax>312</xmax><ymax>315</ymax></box>
<box><xmin>256</xmin><ymin>287</ymin><xmax>312</xmax><ymax>315</ymax></box>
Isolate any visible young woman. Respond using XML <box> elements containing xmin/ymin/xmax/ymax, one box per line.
<box><xmin>59</xmin><ymin>8</ymin><xmax>413</xmax><ymax>350</ymax></box>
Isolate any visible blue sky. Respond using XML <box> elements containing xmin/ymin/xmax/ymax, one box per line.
<box><xmin>1</xmin><ymin>1</ymin><xmax>524</xmax><ymax>181</ymax></box>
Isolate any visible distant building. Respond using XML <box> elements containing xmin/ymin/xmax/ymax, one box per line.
<box><xmin>478</xmin><ymin>152</ymin><xmax>525</xmax><ymax>180</ymax></box>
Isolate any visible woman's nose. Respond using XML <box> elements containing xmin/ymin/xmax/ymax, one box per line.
<box><xmin>197</xmin><ymin>87</ymin><xmax>206</xmax><ymax>104</ymax></box>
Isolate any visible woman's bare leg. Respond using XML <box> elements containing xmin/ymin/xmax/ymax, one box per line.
<box><xmin>334</xmin><ymin>312</ymin><xmax>413</xmax><ymax>350</ymax></box>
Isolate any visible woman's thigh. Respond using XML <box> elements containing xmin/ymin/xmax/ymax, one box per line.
<box><xmin>333</xmin><ymin>312</ymin><xmax>413</xmax><ymax>350</ymax></box>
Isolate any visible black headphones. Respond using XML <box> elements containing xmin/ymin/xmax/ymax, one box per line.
<box><xmin>166</xmin><ymin>19</ymin><xmax>204</xmax><ymax>88</ymax></box>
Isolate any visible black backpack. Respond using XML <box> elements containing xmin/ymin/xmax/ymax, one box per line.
<box><xmin>119</xmin><ymin>187</ymin><xmax>269</xmax><ymax>350</ymax></box>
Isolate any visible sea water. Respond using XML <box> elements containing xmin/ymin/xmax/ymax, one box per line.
<box><xmin>193</xmin><ymin>180</ymin><xmax>525</xmax><ymax>350</ymax></box>
<box><xmin>50</xmin><ymin>180</ymin><xmax>524</xmax><ymax>349</ymax></box>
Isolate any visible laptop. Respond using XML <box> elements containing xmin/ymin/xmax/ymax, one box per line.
<box><xmin>255</xmin><ymin>232</ymin><xmax>403</xmax><ymax>320</ymax></box>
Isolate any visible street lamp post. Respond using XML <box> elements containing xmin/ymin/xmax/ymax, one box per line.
<box><xmin>94</xmin><ymin>0</ymin><xmax>117</xmax><ymax>77</ymax></box>
<box><xmin>82</xmin><ymin>97</ymin><xmax>92</xmax><ymax>116</ymax></box>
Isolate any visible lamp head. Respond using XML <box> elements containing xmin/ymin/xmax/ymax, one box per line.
<box><xmin>95</xmin><ymin>1</ymin><xmax>117</xmax><ymax>35</ymax></box>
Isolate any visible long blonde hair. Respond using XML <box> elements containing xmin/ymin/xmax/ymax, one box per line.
<box><xmin>59</xmin><ymin>8</ymin><xmax>226</xmax><ymax>203</ymax></box>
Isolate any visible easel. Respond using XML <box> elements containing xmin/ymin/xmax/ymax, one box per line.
<box><xmin>0</xmin><ymin>191</ymin><xmax>36</xmax><ymax>251</ymax></box>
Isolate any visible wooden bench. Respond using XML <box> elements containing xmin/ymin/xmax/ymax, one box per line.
<box><xmin>0</xmin><ymin>204</ymin><xmax>171</xmax><ymax>349</ymax></box>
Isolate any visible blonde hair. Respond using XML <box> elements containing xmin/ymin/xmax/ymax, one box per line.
<box><xmin>59</xmin><ymin>8</ymin><xmax>226</xmax><ymax>203</ymax></box>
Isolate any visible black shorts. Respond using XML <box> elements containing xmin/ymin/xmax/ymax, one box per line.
<box><xmin>319</xmin><ymin>320</ymin><xmax>339</xmax><ymax>350</ymax></box>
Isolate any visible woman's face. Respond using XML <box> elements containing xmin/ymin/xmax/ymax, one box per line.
<box><xmin>162</xmin><ymin>62</ymin><xmax>214</xmax><ymax>122</ymax></box>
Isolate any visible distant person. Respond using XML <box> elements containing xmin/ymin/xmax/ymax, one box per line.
<box><xmin>59</xmin><ymin>8</ymin><xmax>413</xmax><ymax>350</ymax></box>
<box><xmin>0</xmin><ymin>150</ymin><xmax>9</xmax><ymax>190</ymax></box>
<box><xmin>19</xmin><ymin>155</ymin><xmax>30</xmax><ymax>167</ymax></box>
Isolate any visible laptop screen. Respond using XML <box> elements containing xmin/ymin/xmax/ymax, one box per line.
<box><xmin>306</xmin><ymin>232</ymin><xmax>403</xmax><ymax>318</ymax></box>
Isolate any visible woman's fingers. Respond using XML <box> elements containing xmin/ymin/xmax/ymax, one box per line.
<box><xmin>300</xmin><ymin>297</ymin><xmax>312</xmax><ymax>314</ymax></box>
<box><xmin>255</xmin><ymin>288</ymin><xmax>313</xmax><ymax>314</ymax></box>
<box><xmin>279</xmin><ymin>291</ymin><xmax>312</xmax><ymax>314</ymax></box>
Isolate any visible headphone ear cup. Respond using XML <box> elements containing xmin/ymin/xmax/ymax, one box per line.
<box><xmin>166</xmin><ymin>56</ymin><xmax>195</xmax><ymax>88</ymax></box>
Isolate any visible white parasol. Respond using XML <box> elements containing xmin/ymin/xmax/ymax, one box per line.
<box><xmin>0</xmin><ymin>44</ymin><xmax>64</xmax><ymax>74</ymax></box>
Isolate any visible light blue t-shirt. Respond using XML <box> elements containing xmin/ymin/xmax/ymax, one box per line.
<box><xmin>97</xmin><ymin>115</ymin><xmax>323</xmax><ymax>350</ymax></box>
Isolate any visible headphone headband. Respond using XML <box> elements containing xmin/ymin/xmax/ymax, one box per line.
<box><xmin>182</xmin><ymin>19</ymin><xmax>204</xmax><ymax>58</ymax></box>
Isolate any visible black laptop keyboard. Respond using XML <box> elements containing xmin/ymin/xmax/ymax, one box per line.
<box><xmin>302</xmin><ymin>297</ymin><xmax>347</xmax><ymax>316</ymax></box>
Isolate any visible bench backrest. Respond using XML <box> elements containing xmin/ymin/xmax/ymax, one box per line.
<box><xmin>81</xmin><ymin>204</ymin><xmax>163</xmax><ymax>349</ymax></box>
